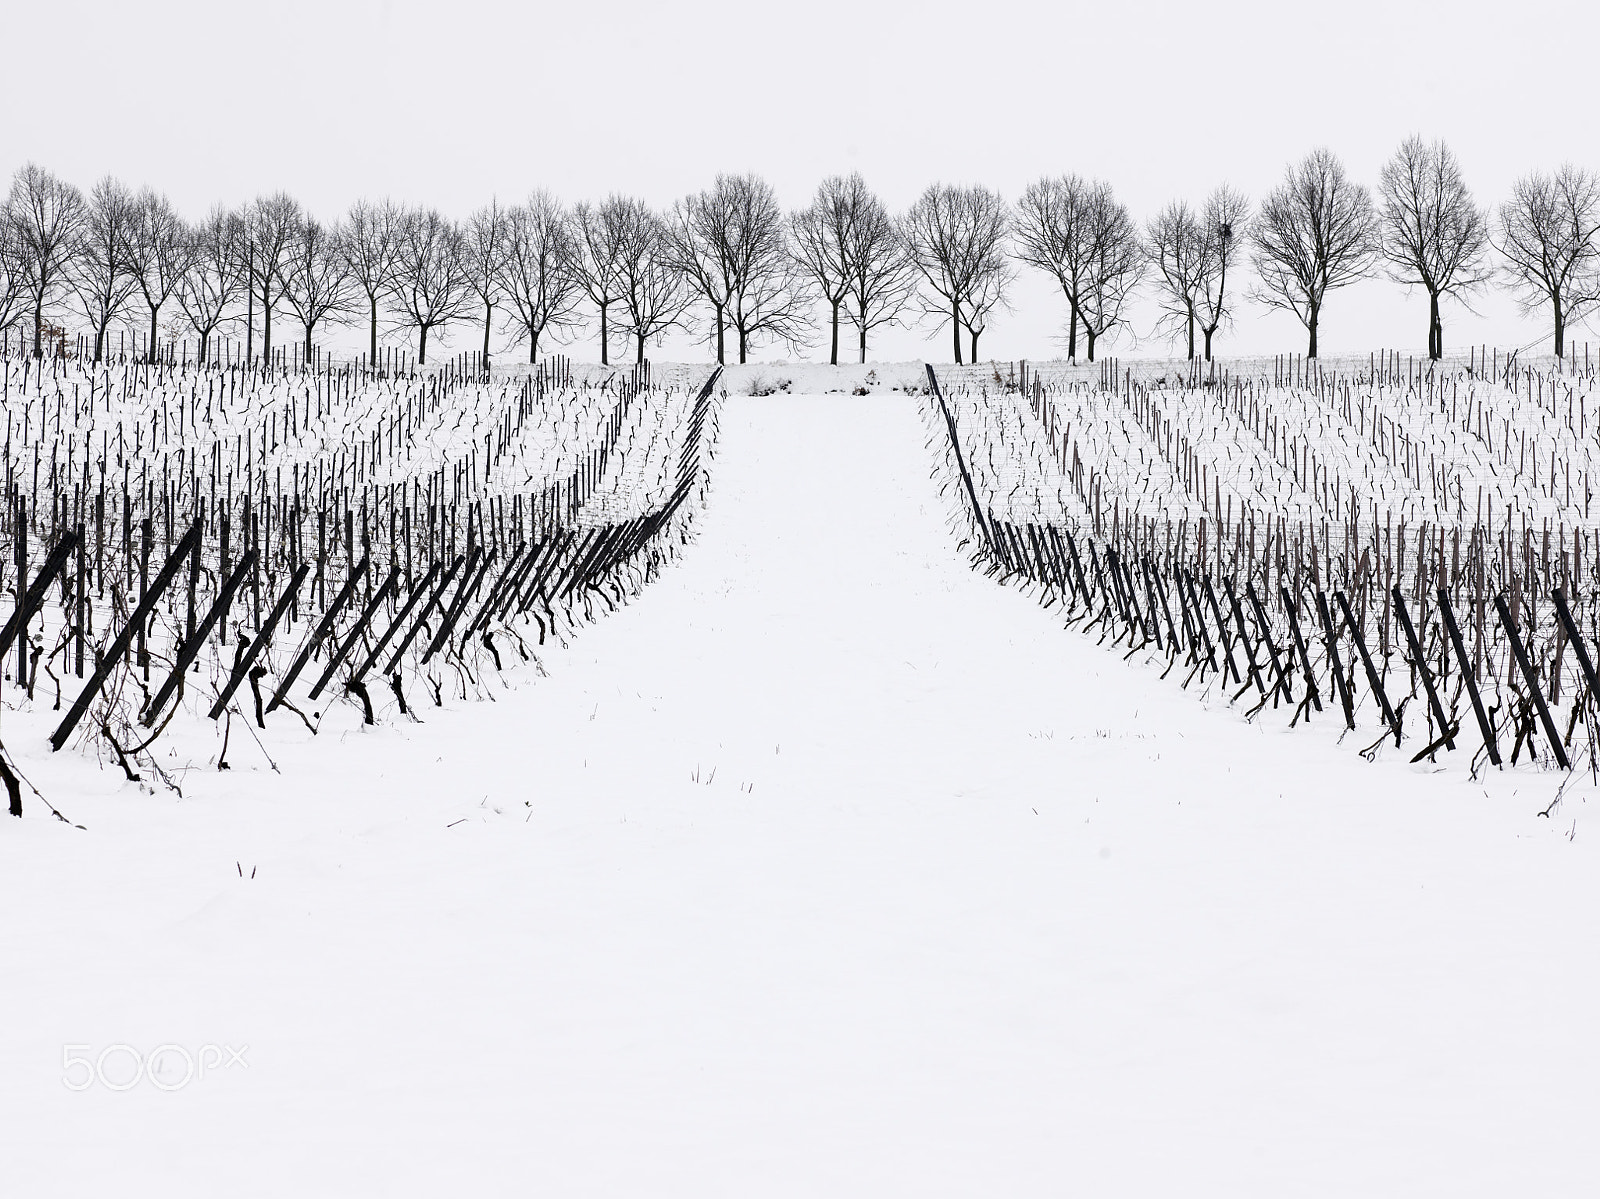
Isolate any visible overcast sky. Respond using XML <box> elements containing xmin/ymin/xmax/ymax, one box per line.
<box><xmin>8</xmin><ymin>0</ymin><xmax>1597</xmax><ymax>364</ymax></box>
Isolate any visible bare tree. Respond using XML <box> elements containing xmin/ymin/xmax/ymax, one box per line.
<box><xmin>842</xmin><ymin>185</ymin><xmax>915</xmax><ymax>363</ymax></box>
<box><xmin>1378</xmin><ymin>137</ymin><xmax>1491</xmax><ymax>360</ymax></box>
<box><xmin>1195</xmin><ymin>186</ymin><xmax>1251</xmax><ymax>362</ymax></box>
<box><xmin>1014</xmin><ymin>176</ymin><xmax>1092</xmax><ymax>359</ymax></box>
<box><xmin>282</xmin><ymin>218</ymin><xmax>355</xmax><ymax>360</ymax></box>
<box><xmin>902</xmin><ymin>183</ymin><xmax>1010</xmax><ymax>364</ymax></box>
<box><xmin>669</xmin><ymin>174</ymin><xmax>809</xmax><ymax>364</ymax></box>
<box><xmin>614</xmin><ymin>202</ymin><xmax>692</xmax><ymax>363</ymax></box>
<box><xmin>572</xmin><ymin>196</ymin><xmax>633</xmax><ymax>366</ymax></box>
<box><xmin>6</xmin><ymin>163</ymin><xmax>87</xmax><ymax>355</ymax></box>
<box><xmin>464</xmin><ymin>199</ymin><xmax>509</xmax><ymax>365</ymax></box>
<box><xmin>1014</xmin><ymin>176</ymin><xmax>1140</xmax><ymax>361</ymax></box>
<box><xmin>666</xmin><ymin>182</ymin><xmax>740</xmax><ymax>365</ymax></box>
<box><xmin>790</xmin><ymin>176</ymin><xmax>855</xmax><ymax>365</ymax></box>
<box><xmin>340</xmin><ymin>198</ymin><xmax>400</xmax><ymax>361</ymax></box>
<box><xmin>1145</xmin><ymin>201</ymin><xmax>1207</xmax><ymax>358</ymax></box>
<box><xmin>68</xmin><ymin>177</ymin><xmax>138</xmax><ymax>362</ymax></box>
<box><xmin>125</xmin><ymin>189</ymin><xmax>193</xmax><ymax>361</ymax></box>
<box><xmin>387</xmin><ymin>207</ymin><xmax>471</xmax><ymax>365</ymax></box>
<box><xmin>497</xmin><ymin>191</ymin><xmax>583</xmax><ymax>363</ymax></box>
<box><xmin>241</xmin><ymin>192</ymin><xmax>302</xmax><ymax>363</ymax></box>
<box><xmin>175</xmin><ymin>206</ymin><xmax>246</xmax><ymax>362</ymax></box>
<box><xmin>1496</xmin><ymin>165</ymin><xmax>1600</xmax><ymax>359</ymax></box>
<box><xmin>0</xmin><ymin>215</ymin><xmax>27</xmax><ymax>337</ymax></box>
<box><xmin>1252</xmin><ymin>149</ymin><xmax>1379</xmax><ymax>358</ymax></box>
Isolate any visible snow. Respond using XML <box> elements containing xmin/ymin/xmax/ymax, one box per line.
<box><xmin>3</xmin><ymin>392</ymin><xmax>1599</xmax><ymax>1196</ymax></box>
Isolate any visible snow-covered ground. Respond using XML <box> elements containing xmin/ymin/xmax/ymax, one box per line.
<box><xmin>3</xmin><ymin>393</ymin><xmax>1598</xmax><ymax>1196</ymax></box>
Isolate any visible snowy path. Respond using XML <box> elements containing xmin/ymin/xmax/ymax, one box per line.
<box><xmin>5</xmin><ymin>395</ymin><xmax>1600</xmax><ymax>1196</ymax></box>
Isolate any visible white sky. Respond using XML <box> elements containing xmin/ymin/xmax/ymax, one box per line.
<box><xmin>7</xmin><ymin>0</ymin><xmax>1597</xmax><ymax>363</ymax></box>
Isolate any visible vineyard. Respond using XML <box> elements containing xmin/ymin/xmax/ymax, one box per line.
<box><xmin>0</xmin><ymin>352</ymin><xmax>720</xmax><ymax>803</ymax></box>
<box><xmin>929</xmin><ymin>354</ymin><xmax>1600</xmax><ymax>777</ymax></box>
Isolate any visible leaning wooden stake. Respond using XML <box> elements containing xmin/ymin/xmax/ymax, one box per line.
<box><xmin>142</xmin><ymin>550</ymin><xmax>258</xmax><ymax>726</ymax></box>
<box><xmin>1335</xmin><ymin>590</ymin><xmax>1401</xmax><ymax>739</ymax></box>
<box><xmin>1313</xmin><ymin>591</ymin><xmax>1356</xmax><ymax>730</ymax></box>
<box><xmin>1438</xmin><ymin>589</ymin><xmax>1500</xmax><ymax>766</ymax></box>
<box><xmin>52</xmin><ymin>521</ymin><xmax>202</xmax><ymax>752</ymax></box>
<box><xmin>266</xmin><ymin>554</ymin><xmax>371</xmax><ymax>714</ymax></box>
<box><xmin>208</xmin><ymin>564</ymin><xmax>311</xmax><ymax>721</ymax></box>
<box><xmin>1495</xmin><ymin>593</ymin><xmax>1570</xmax><ymax>768</ymax></box>
<box><xmin>1392</xmin><ymin>587</ymin><xmax>1453</xmax><ymax>754</ymax></box>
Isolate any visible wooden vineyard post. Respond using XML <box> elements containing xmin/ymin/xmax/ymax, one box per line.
<box><xmin>1145</xmin><ymin>559</ymin><xmax>1182</xmax><ymax>654</ymax></box>
<box><xmin>388</xmin><ymin>549</ymin><xmax>480</xmax><ymax>672</ymax></box>
<box><xmin>1224</xmin><ymin>579</ymin><xmax>1267</xmax><ymax>697</ymax></box>
<box><xmin>1244</xmin><ymin>582</ymin><xmax>1293</xmax><ymax>703</ymax></box>
<box><xmin>0</xmin><ymin>529</ymin><xmax>83</xmax><ymax>661</ymax></box>
<box><xmin>142</xmin><ymin>550</ymin><xmax>258</xmax><ymax>726</ymax></box>
<box><xmin>13</xmin><ymin>498</ymin><xmax>26</xmax><ymax>682</ymax></box>
<box><xmin>1200</xmin><ymin>575</ymin><xmax>1241</xmax><ymax>685</ymax></box>
<box><xmin>1177</xmin><ymin>570</ymin><xmax>1217</xmax><ymax>672</ymax></box>
<box><xmin>419</xmin><ymin>552</ymin><xmax>496</xmax><ymax>664</ymax></box>
<box><xmin>1551</xmin><ymin>588</ymin><xmax>1600</xmax><ymax>714</ymax></box>
<box><xmin>1313</xmin><ymin>590</ymin><xmax>1356</xmax><ymax>730</ymax></box>
<box><xmin>1438</xmin><ymin>589</ymin><xmax>1500</xmax><ymax>766</ymax></box>
<box><xmin>51</xmin><ymin>521</ymin><xmax>203</xmax><ymax>752</ymax></box>
<box><xmin>308</xmin><ymin>566</ymin><xmax>400</xmax><ymax>700</ymax></box>
<box><xmin>1335</xmin><ymin>590</ymin><xmax>1401</xmax><ymax>740</ymax></box>
<box><xmin>1277</xmin><ymin>586</ymin><xmax>1322</xmax><ymax>712</ymax></box>
<box><xmin>1391</xmin><ymin>588</ymin><xmax>1454</xmax><ymax>755</ymax></box>
<box><xmin>1494</xmin><ymin>593</ymin><xmax>1569</xmax><ymax>768</ymax></box>
<box><xmin>266</xmin><ymin>555</ymin><xmax>371</xmax><ymax>714</ymax></box>
<box><xmin>349</xmin><ymin>560</ymin><xmax>450</xmax><ymax>683</ymax></box>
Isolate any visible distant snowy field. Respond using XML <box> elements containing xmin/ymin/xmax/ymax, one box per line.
<box><xmin>3</xmin><ymin>391</ymin><xmax>1598</xmax><ymax>1196</ymax></box>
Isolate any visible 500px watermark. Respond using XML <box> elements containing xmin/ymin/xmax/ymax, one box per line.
<box><xmin>62</xmin><ymin>1044</ymin><xmax>249</xmax><ymax>1091</ymax></box>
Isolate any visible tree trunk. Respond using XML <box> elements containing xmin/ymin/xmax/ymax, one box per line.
<box><xmin>148</xmin><ymin>304</ymin><xmax>160</xmax><ymax>363</ymax></box>
<box><xmin>304</xmin><ymin>323</ymin><xmax>314</xmax><ymax>360</ymax></box>
<box><xmin>261</xmin><ymin>288</ymin><xmax>273</xmax><ymax>364</ymax></box>
<box><xmin>1203</xmin><ymin>326</ymin><xmax>1215</xmax><ymax>362</ymax></box>
<box><xmin>369</xmin><ymin>296</ymin><xmax>379</xmax><ymax>360</ymax></box>
<box><xmin>245</xmin><ymin>280</ymin><xmax>254</xmax><ymax>362</ymax></box>
<box><xmin>829</xmin><ymin>299</ymin><xmax>840</xmax><ymax>365</ymax></box>
<box><xmin>1067</xmin><ymin>299</ymin><xmax>1078</xmax><ymax>363</ymax></box>
<box><xmin>1428</xmin><ymin>290</ymin><xmax>1442</xmax><ymax>360</ymax></box>
<box><xmin>1186</xmin><ymin>308</ymin><xmax>1195</xmax><ymax>360</ymax></box>
<box><xmin>636</xmin><ymin>331</ymin><xmax>646</xmax><ymax>363</ymax></box>
<box><xmin>419</xmin><ymin>323</ymin><xmax>429</xmax><ymax>365</ymax></box>
<box><xmin>599</xmin><ymin>302</ymin><xmax>609</xmax><ymax>366</ymax></box>
<box><xmin>1086</xmin><ymin>326</ymin><xmax>1097</xmax><ymax>363</ymax></box>
<box><xmin>969</xmin><ymin>327</ymin><xmax>979</xmax><ymax>362</ymax></box>
<box><xmin>199</xmin><ymin>330</ymin><xmax>210</xmax><ymax>362</ymax></box>
<box><xmin>1307</xmin><ymin>306</ymin><xmax>1319</xmax><ymax>359</ymax></box>
<box><xmin>1554</xmin><ymin>296</ymin><xmax>1565</xmax><ymax>359</ymax></box>
<box><xmin>952</xmin><ymin>299</ymin><xmax>962</xmax><ymax>365</ymax></box>
<box><xmin>528</xmin><ymin>328</ymin><xmax>539</xmax><ymax>364</ymax></box>
<box><xmin>738</xmin><ymin>325</ymin><xmax>748</xmax><ymax>365</ymax></box>
<box><xmin>93</xmin><ymin>324</ymin><xmax>106</xmax><ymax>363</ymax></box>
<box><xmin>482</xmin><ymin>301</ymin><xmax>492</xmax><ymax>365</ymax></box>
<box><xmin>33</xmin><ymin>297</ymin><xmax>43</xmax><ymax>358</ymax></box>
<box><xmin>859</xmin><ymin>313</ymin><xmax>868</xmax><ymax>364</ymax></box>
<box><xmin>715</xmin><ymin>306</ymin><xmax>725</xmax><ymax>366</ymax></box>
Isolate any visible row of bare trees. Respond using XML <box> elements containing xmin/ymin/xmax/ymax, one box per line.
<box><xmin>3</xmin><ymin>144</ymin><xmax>1599</xmax><ymax>365</ymax></box>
